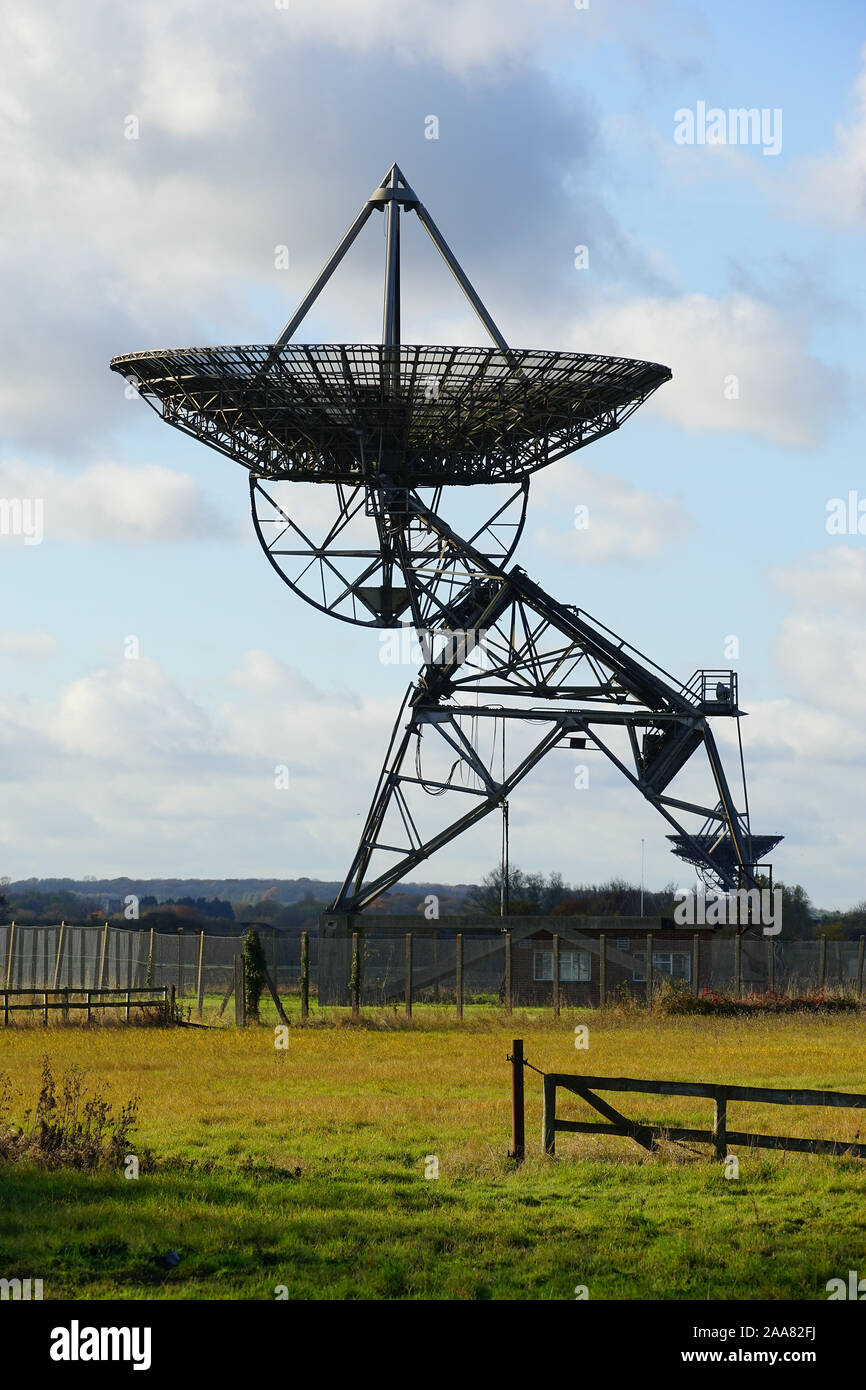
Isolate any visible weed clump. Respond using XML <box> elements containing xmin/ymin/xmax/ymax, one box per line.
<box><xmin>0</xmin><ymin>1057</ymin><xmax>141</xmax><ymax>1171</ymax></box>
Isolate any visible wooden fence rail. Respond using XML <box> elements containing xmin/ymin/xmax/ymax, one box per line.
<box><xmin>2</xmin><ymin>986</ymin><xmax>168</xmax><ymax>1026</ymax></box>
<box><xmin>538</xmin><ymin>1068</ymin><xmax>866</xmax><ymax>1161</ymax></box>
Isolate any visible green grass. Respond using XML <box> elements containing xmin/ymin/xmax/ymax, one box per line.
<box><xmin>2</xmin><ymin>1008</ymin><xmax>865</xmax><ymax>1299</ymax></box>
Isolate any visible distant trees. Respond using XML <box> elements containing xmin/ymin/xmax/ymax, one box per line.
<box><xmin>467</xmin><ymin>867</ymin><xmax>572</xmax><ymax>915</ymax></box>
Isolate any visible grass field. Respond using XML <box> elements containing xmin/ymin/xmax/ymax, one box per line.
<box><xmin>2</xmin><ymin>1003</ymin><xmax>866</xmax><ymax>1300</ymax></box>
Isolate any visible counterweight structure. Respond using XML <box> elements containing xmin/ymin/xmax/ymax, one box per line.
<box><xmin>111</xmin><ymin>164</ymin><xmax>781</xmax><ymax>911</ymax></box>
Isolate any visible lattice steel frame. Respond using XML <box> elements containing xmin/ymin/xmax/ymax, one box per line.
<box><xmin>109</xmin><ymin>162</ymin><xmax>781</xmax><ymax>906</ymax></box>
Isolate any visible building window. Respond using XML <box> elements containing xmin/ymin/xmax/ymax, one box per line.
<box><xmin>533</xmin><ymin>949</ymin><xmax>591</xmax><ymax>982</ymax></box>
<box><xmin>616</xmin><ymin>936</ymin><xmax>630</xmax><ymax>951</ymax></box>
<box><xmin>632</xmin><ymin>950</ymin><xmax>691</xmax><ymax>983</ymax></box>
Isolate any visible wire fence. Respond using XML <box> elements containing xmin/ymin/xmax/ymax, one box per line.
<box><xmin>0</xmin><ymin>923</ymin><xmax>319</xmax><ymax>997</ymax></box>
<box><xmin>322</xmin><ymin>928</ymin><xmax>866</xmax><ymax>1008</ymax></box>
<box><xmin>0</xmin><ymin>923</ymin><xmax>862</xmax><ymax>1012</ymax></box>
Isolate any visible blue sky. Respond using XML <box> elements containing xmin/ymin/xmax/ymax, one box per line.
<box><xmin>1</xmin><ymin>0</ymin><xmax>864</xmax><ymax>906</ymax></box>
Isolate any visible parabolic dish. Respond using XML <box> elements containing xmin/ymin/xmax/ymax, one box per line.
<box><xmin>110</xmin><ymin>343</ymin><xmax>670</xmax><ymax>487</ymax></box>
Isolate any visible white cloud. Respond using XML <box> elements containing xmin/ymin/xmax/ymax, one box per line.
<box><xmin>780</xmin><ymin>45</ymin><xmax>866</xmax><ymax>227</ymax></box>
<box><xmin>772</xmin><ymin>546</ymin><xmax>866</xmax><ymax>616</ymax></box>
<box><xmin>530</xmin><ymin>460</ymin><xmax>691</xmax><ymax>562</ymax></box>
<box><xmin>573</xmin><ymin>293</ymin><xmax>838</xmax><ymax>448</ymax></box>
<box><xmin>0</xmin><ymin>631</ymin><xmax>57</xmax><ymax>657</ymax></box>
<box><xmin>0</xmin><ymin>459</ymin><xmax>229</xmax><ymax>542</ymax></box>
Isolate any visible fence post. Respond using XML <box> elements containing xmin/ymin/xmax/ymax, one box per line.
<box><xmin>300</xmin><ymin>931</ymin><xmax>310</xmax><ymax>1021</ymax></box>
<box><xmin>99</xmin><ymin>921</ymin><xmax>109</xmax><ymax>989</ymax></box>
<box><xmin>733</xmin><ymin>933</ymin><xmax>741</xmax><ymax>997</ymax></box>
<box><xmin>53</xmin><ymin>922</ymin><xmax>66</xmax><ymax>990</ymax></box>
<box><xmin>598</xmin><ymin>933</ymin><xmax>607</xmax><ymax>1008</ymax></box>
<box><xmin>233</xmin><ymin>955</ymin><xmax>246</xmax><ymax>1026</ymax></box>
<box><xmin>858</xmin><ymin>936</ymin><xmax>865</xmax><ymax>1001</ymax></box>
<box><xmin>2</xmin><ymin>991</ymin><xmax>7</xmax><ymax>1026</ymax></box>
<box><xmin>405</xmin><ymin>933</ymin><xmax>413</xmax><ymax>1018</ymax></box>
<box><xmin>456</xmin><ymin>933</ymin><xmax>464</xmax><ymax>1020</ymax></box>
<box><xmin>542</xmin><ymin>1074</ymin><xmax>557</xmax><ymax>1155</ymax></box>
<box><xmin>713</xmin><ymin>1086</ymin><xmax>727</xmax><ymax>1160</ymax></box>
<box><xmin>125</xmin><ymin>990</ymin><xmax>131</xmax><ymax>1023</ymax></box>
<box><xmin>552</xmin><ymin>934</ymin><xmax>560</xmax><ymax>1019</ymax></box>
<box><xmin>767</xmin><ymin>937</ymin><xmax>775</xmax><ymax>994</ymax></box>
<box><xmin>645</xmin><ymin>932</ymin><xmax>653</xmax><ymax>1007</ymax></box>
<box><xmin>177</xmin><ymin>927</ymin><xmax>184</xmax><ymax>998</ymax></box>
<box><xmin>504</xmin><ymin>930</ymin><xmax>512</xmax><ymax>1015</ymax></box>
<box><xmin>43</xmin><ymin>991</ymin><xmax>49</xmax><ymax>1027</ymax></box>
<box><xmin>6</xmin><ymin>921</ymin><xmax>15</xmax><ymax>989</ymax></box>
<box><xmin>510</xmin><ymin>1038</ymin><xmax>525</xmax><ymax>1162</ymax></box>
<box><xmin>146</xmin><ymin>926</ymin><xmax>154</xmax><ymax>987</ymax></box>
<box><xmin>62</xmin><ymin>987</ymin><xmax>69</xmax><ymax>1024</ymax></box>
<box><xmin>350</xmin><ymin>932</ymin><xmax>361</xmax><ymax>1018</ymax></box>
<box><xmin>692</xmin><ymin>932</ymin><xmax>700</xmax><ymax>996</ymax></box>
<box><xmin>818</xmin><ymin>934</ymin><xmax>826</xmax><ymax>991</ymax></box>
<box><xmin>86</xmin><ymin>990</ymin><xmax>92</xmax><ymax>1024</ymax></box>
<box><xmin>196</xmin><ymin>930</ymin><xmax>205</xmax><ymax>1019</ymax></box>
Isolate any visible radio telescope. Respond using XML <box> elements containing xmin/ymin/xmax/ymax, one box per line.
<box><xmin>111</xmin><ymin>164</ymin><xmax>780</xmax><ymax>911</ymax></box>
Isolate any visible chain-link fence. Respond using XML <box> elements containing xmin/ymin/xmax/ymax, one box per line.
<box><xmin>318</xmin><ymin>923</ymin><xmax>866</xmax><ymax>1008</ymax></box>
<box><xmin>0</xmin><ymin>923</ymin><xmax>862</xmax><ymax>1012</ymax></box>
<box><xmin>0</xmin><ymin>924</ymin><xmax>320</xmax><ymax>998</ymax></box>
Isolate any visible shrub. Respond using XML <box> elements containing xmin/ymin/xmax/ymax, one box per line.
<box><xmin>0</xmin><ymin>1057</ymin><xmax>141</xmax><ymax>1171</ymax></box>
<box><xmin>655</xmin><ymin>981</ymin><xmax>859</xmax><ymax>1016</ymax></box>
<box><xmin>243</xmin><ymin>929</ymin><xmax>268</xmax><ymax>1021</ymax></box>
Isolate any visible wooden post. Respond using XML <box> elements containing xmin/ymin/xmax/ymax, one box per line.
<box><xmin>818</xmin><ymin>934</ymin><xmax>826</xmax><ymax>991</ymax></box>
<box><xmin>233</xmin><ymin>955</ymin><xmax>246</xmax><ymax>1026</ymax></box>
<box><xmin>713</xmin><ymin>1087</ymin><xmax>727</xmax><ymax>1160</ymax></box>
<box><xmin>456</xmin><ymin>933</ymin><xmax>464</xmax><ymax>1020</ymax></box>
<box><xmin>350</xmin><ymin>932</ymin><xmax>361</xmax><ymax>1017</ymax></box>
<box><xmin>405</xmin><ymin>933</ymin><xmax>413</xmax><ymax>1018</ymax></box>
<box><xmin>767</xmin><ymin>937</ymin><xmax>775</xmax><ymax>993</ymax></box>
<box><xmin>170</xmin><ymin>983</ymin><xmax>176</xmax><ymax>1020</ymax></box>
<box><xmin>98</xmin><ymin>921</ymin><xmax>109</xmax><ymax>989</ymax></box>
<box><xmin>692</xmin><ymin>933</ymin><xmax>700</xmax><ymax>996</ymax></box>
<box><xmin>552</xmin><ymin>934</ymin><xmax>560</xmax><ymax>1019</ymax></box>
<box><xmin>263</xmin><ymin>968</ymin><xmax>289</xmax><ymax>1026</ymax></box>
<box><xmin>504</xmin><ymin>930</ymin><xmax>512</xmax><ymax>1015</ymax></box>
<box><xmin>542</xmin><ymin>1073</ymin><xmax>557</xmax><ymax>1155</ymax></box>
<box><xmin>43</xmin><ymin>990</ymin><xmax>49</xmax><ymax>1027</ymax></box>
<box><xmin>857</xmin><ymin>936</ymin><xmax>865</xmax><ymax>1001</ymax></box>
<box><xmin>510</xmin><ymin>1038</ymin><xmax>525</xmax><ymax>1162</ymax></box>
<box><xmin>217</xmin><ymin>978</ymin><xmax>234</xmax><ymax>1018</ymax></box>
<box><xmin>146</xmin><ymin>925</ymin><xmax>155</xmax><ymax>987</ymax></box>
<box><xmin>62</xmin><ymin>987</ymin><xmax>69</xmax><ymax>1024</ymax></box>
<box><xmin>2</xmin><ymin>991</ymin><xmax>7</xmax><ymax>1027</ymax></box>
<box><xmin>177</xmin><ymin>927</ymin><xmax>184</xmax><ymax>998</ymax></box>
<box><xmin>53</xmin><ymin>922</ymin><xmax>66</xmax><ymax>990</ymax></box>
<box><xmin>300</xmin><ymin>931</ymin><xmax>309</xmax><ymax>1022</ymax></box>
<box><xmin>86</xmin><ymin>990</ymin><xmax>92</xmax><ymax>1024</ymax></box>
<box><xmin>598</xmin><ymin>933</ymin><xmax>607</xmax><ymax>1008</ymax></box>
<box><xmin>196</xmin><ymin>930</ymin><xmax>205</xmax><ymax>1019</ymax></box>
<box><xmin>645</xmin><ymin>932</ymin><xmax>653</xmax><ymax>1007</ymax></box>
<box><xmin>125</xmin><ymin>990</ymin><xmax>131</xmax><ymax>1023</ymax></box>
<box><xmin>6</xmin><ymin>921</ymin><xmax>15</xmax><ymax>989</ymax></box>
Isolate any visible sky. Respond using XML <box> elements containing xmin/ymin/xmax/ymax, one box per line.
<box><xmin>0</xmin><ymin>0</ymin><xmax>864</xmax><ymax>907</ymax></box>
